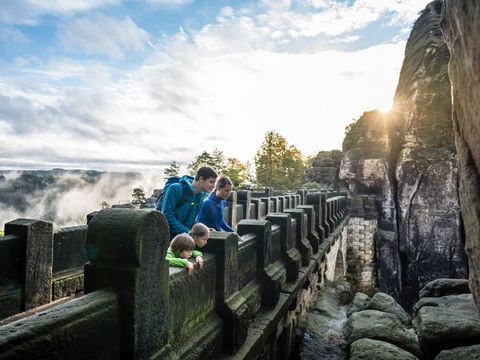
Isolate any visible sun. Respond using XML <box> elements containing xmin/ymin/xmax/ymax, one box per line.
<box><xmin>377</xmin><ymin>101</ymin><xmax>392</xmax><ymax>114</ymax></box>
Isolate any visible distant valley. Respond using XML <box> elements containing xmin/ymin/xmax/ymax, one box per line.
<box><xmin>0</xmin><ymin>169</ymin><xmax>162</xmax><ymax>229</ymax></box>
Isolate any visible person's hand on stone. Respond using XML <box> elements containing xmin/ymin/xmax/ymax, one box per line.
<box><xmin>187</xmin><ymin>262</ymin><xmax>194</xmax><ymax>275</ymax></box>
<box><xmin>196</xmin><ymin>256</ymin><xmax>203</xmax><ymax>269</ymax></box>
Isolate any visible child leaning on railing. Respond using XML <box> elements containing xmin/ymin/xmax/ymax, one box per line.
<box><xmin>165</xmin><ymin>223</ymin><xmax>210</xmax><ymax>275</ymax></box>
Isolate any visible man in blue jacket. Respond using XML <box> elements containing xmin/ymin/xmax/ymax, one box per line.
<box><xmin>159</xmin><ymin>166</ymin><xmax>217</xmax><ymax>238</ymax></box>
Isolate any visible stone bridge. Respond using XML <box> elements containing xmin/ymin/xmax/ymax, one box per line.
<box><xmin>0</xmin><ymin>189</ymin><xmax>356</xmax><ymax>359</ymax></box>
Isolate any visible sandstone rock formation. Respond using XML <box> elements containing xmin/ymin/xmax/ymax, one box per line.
<box><xmin>364</xmin><ymin>292</ymin><xmax>411</xmax><ymax>326</ymax></box>
<box><xmin>415</xmin><ymin>293</ymin><xmax>480</xmax><ymax>358</ymax></box>
<box><xmin>442</xmin><ymin>0</ymin><xmax>480</xmax><ymax>314</ymax></box>
<box><xmin>343</xmin><ymin>309</ymin><xmax>421</xmax><ymax>358</ymax></box>
<box><xmin>340</xmin><ymin>0</ymin><xmax>468</xmax><ymax>307</ymax></box>
<box><xmin>303</xmin><ymin>150</ymin><xmax>346</xmax><ymax>190</ymax></box>
<box><xmin>418</xmin><ymin>278</ymin><xmax>470</xmax><ymax>299</ymax></box>
<box><xmin>392</xmin><ymin>0</ymin><xmax>467</xmax><ymax>308</ymax></box>
<box><xmin>436</xmin><ymin>344</ymin><xmax>480</xmax><ymax>360</ymax></box>
<box><xmin>349</xmin><ymin>338</ymin><xmax>419</xmax><ymax>360</ymax></box>
<box><xmin>340</xmin><ymin>110</ymin><xmax>403</xmax><ymax>297</ymax></box>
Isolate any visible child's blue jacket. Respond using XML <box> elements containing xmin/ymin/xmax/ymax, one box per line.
<box><xmin>196</xmin><ymin>192</ymin><xmax>234</xmax><ymax>232</ymax></box>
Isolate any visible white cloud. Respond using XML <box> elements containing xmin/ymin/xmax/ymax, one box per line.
<box><xmin>330</xmin><ymin>35</ymin><xmax>361</xmax><ymax>43</ymax></box>
<box><xmin>59</xmin><ymin>14</ymin><xmax>150</xmax><ymax>60</ymax></box>
<box><xmin>29</xmin><ymin>0</ymin><xmax>119</xmax><ymax>14</ymax></box>
<box><xmin>0</xmin><ymin>0</ymin><xmax>420</xmax><ymax>170</ymax></box>
<box><xmin>0</xmin><ymin>0</ymin><xmax>119</xmax><ymax>25</ymax></box>
<box><xmin>144</xmin><ymin>0</ymin><xmax>193</xmax><ymax>5</ymax></box>
<box><xmin>0</xmin><ymin>27</ymin><xmax>29</xmax><ymax>44</ymax></box>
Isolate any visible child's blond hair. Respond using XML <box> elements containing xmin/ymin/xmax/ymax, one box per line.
<box><xmin>189</xmin><ymin>223</ymin><xmax>210</xmax><ymax>238</ymax></box>
<box><xmin>170</xmin><ymin>233</ymin><xmax>195</xmax><ymax>253</ymax></box>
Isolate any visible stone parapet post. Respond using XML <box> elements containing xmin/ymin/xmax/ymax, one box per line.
<box><xmin>4</xmin><ymin>219</ymin><xmax>54</xmax><ymax>311</ymax></box>
<box><xmin>277</xmin><ymin>196</ymin><xmax>286</xmax><ymax>212</ymax></box>
<box><xmin>326</xmin><ymin>198</ymin><xmax>336</xmax><ymax>232</ymax></box>
<box><xmin>297</xmin><ymin>189</ymin><xmax>308</xmax><ymax>205</ymax></box>
<box><xmin>261</xmin><ymin>197</ymin><xmax>273</xmax><ymax>215</ymax></box>
<box><xmin>236</xmin><ymin>190</ymin><xmax>251</xmax><ymax>220</ymax></box>
<box><xmin>284</xmin><ymin>209</ymin><xmax>313</xmax><ymax>266</ymax></box>
<box><xmin>84</xmin><ymin>208</ymin><xmax>171</xmax><ymax>359</ymax></box>
<box><xmin>297</xmin><ymin>205</ymin><xmax>320</xmax><ymax>254</ymax></box>
<box><xmin>306</xmin><ymin>193</ymin><xmax>326</xmax><ymax>242</ymax></box>
<box><xmin>202</xmin><ymin>231</ymin><xmax>251</xmax><ymax>354</ymax></box>
<box><xmin>226</xmin><ymin>191</ymin><xmax>238</xmax><ymax>230</ymax></box>
<box><xmin>250</xmin><ymin>198</ymin><xmax>262</xmax><ymax>220</ymax></box>
<box><xmin>265</xmin><ymin>214</ymin><xmax>301</xmax><ymax>283</ymax></box>
<box><xmin>237</xmin><ymin>219</ymin><xmax>285</xmax><ymax>307</ymax></box>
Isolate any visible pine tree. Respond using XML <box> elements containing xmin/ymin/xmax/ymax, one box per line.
<box><xmin>187</xmin><ymin>149</ymin><xmax>226</xmax><ymax>176</ymax></box>
<box><xmin>164</xmin><ymin>161</ymin><xmax>181</xmax><ymax>180</ymax></box>
<box><xmin>131</xmin><ymin>187</ymin><xmax>146</xmax><ymax>207</ymax></box>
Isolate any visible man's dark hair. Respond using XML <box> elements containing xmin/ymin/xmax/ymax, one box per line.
<box><xmin>195</xmin><ymin>166</ymin><xmax>218</xmax><ymax>181</ymax></box>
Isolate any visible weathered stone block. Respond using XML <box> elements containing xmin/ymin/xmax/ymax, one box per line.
<box><xmin>266</xmin><ymin>214</ymin><xmax>300</xmax><ymax>282</ymax></box>
<box><xmin>350</xmin><ymin>338</ymin><xmax>419</xmax><ymax>360</ymax></box>
<box><xmin>52</xmin><ymin>270</ymin><xmax>84</xmax><ymax>300</ymax></box>
<box><xmin>53</xmin><ymin>226</ymin><xmax>87</xmax><ymax>274</ymax></box>
<box><xmin>365</xmin><ymin>292</ymin><xmax>411</xmax><ymax>326</ymax></box>
<box><xmin>5</xmin><ymin>219</ymin><xmax>53</xmax><ymax>310</ymax></box>
<box><xmin>343</xmin><ymin>310</ymin><xmax>421</xmax><ymax>358</ymax></box>
<box><xmin>419</xmin><ymin>278</ymin><xmax>470</xmax><ymax>299</ymax></box>
<box><xmin>416</xmin><ymin>294</ymin><xmax>480</xmax><ymax>358</ymax></box>
<box><xmin>0</xmin><ymin>290</ymin><xmax>120</xmax><ymax>360</ymax></box>
<box><xmin>436</xmin><ymin>344</ymin><xmax>480</xmax><ymax>360</ymax></box>
<box><xmin>84</xmin><ymin>208</ymin><xmax>170</xmax><ymax>359</ymax></box>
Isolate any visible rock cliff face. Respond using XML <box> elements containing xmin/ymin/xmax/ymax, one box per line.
<box><xmin>340</xmin><ymin>110</ymin><xmax>403</xmax><ymax>297</ymax></box>
<box><xmin>442</xmin><ymin>1</ymin><xmax>480</xmax><ymax>313</ymax></box>
<box><xmin>392</xmin><ymin>0</ymin><xmax>467</xmax><ymax>308</ymax></box>
<box><xmin>303</xmin><ymin>150</ymin><xmax>346</xmax><ymax>190</ymax></box>
<box><xmin>340</xmin><ymin>0</ymin><xmax>468</xmax><ymax>307</ymax></box>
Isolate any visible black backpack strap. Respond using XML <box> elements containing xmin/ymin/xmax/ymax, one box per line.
<box><xmin>175</xmin><ymin>182</ymin><xmax>191</xmax><ymax>209</ymax></box>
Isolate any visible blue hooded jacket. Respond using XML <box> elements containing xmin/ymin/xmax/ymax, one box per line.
<box><xmin>160</xmin><ymin>175</ymin><xmax>207</xmax><ymax>237</ymax></box>
<box><xmin>196</xmin><ymin>192</ymin><xmax>234</xmax><ymax>232</ymax></box>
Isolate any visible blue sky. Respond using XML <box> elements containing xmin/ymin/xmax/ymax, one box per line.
<box><xmin>0</xmin><ymin>0</ymin><xmax>431</xmax><ymax>172</ymax></box>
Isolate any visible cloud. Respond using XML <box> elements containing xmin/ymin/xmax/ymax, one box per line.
<box><xmin>210</xmin><ymin>0</ymin><xmax>430</xmax><ymax>47</ymax></box>
<box><xmin>59</xmin><ymin>14</ymin><xmax>150</xmax><ymax>60</ymax></box>
<box><xmin>144</xmin><ymin>0</ymin><xmax>194</xmax><ymax>5</ymax></box>
<box><xmin>329</xmin><ymin>35</ymin><xmax>361</xmax><ymax>44</ymax></box>
<box><xmin>0</xmin><ymin>0</ymin><xmax>423</xmax><ymax>170</ymax></box>
<box><xmin>0</xmin><ymin>27</ymin><xmax>29</xmax><ymax>44</ymax></box>
<box><xmin>0</xmin><ymin>0</ymin><xmax>119</xmax><ymax>25</ymax></box>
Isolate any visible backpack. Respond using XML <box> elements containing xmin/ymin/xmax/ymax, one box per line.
<box><xmin>155</xmin><ymin>176</ymin><xmax>192</xmax><ymax>211</ymax></box>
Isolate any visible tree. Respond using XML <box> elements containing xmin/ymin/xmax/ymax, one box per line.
<box><xmin>100</xmin><ymin>201</ymin><xmax>109</xmax><ymax>209</ymax></box>
<box><xmin>283</xmin><ymin>145</ymin><xmax>306</xmax><ymax>189</ymax></box>
<box><xmin>131</xmin><ymin>187</ymin><xmax>146</xmax><ymax>207</ymax></box>
<box><xmin>211</xmin><ymin>148</ymin><xmax>226</xmax><ymax>174</ymax></box>
<box><xmin>301</xmin><ymin>181</ymin><xmax>321</xmax><ymax>190</ymax></box>
<box><xmin>224</xmin><ymin>157</ymin><xmax>248</xmax><ymax>187</ymax></box>
<box><xmin>187</xmin><ymin>149</ymin><xmax>226</xmax><ymax>176</ymax></box>
<box><xmin>164</xmin><ymin>161</ymin><xmax>180</xmax><ymax>180</ymax></box>
<box><xmin>255</xmin><ymin>130</ymin><xmax>305</xmax><ymax>190</ymax></box>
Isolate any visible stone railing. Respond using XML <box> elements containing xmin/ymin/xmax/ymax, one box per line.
<box><xmin>0</xmin><ymin>189</ymin><xmax>348</xmax><ymax>359</ymax></box>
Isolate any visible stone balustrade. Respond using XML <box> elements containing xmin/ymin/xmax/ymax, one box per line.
<box><xmin>0</xmin><ymin>189</ymin><xmax>349</xmax><ymax>359</ymax></box>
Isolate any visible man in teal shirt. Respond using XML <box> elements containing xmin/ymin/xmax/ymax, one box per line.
<box><xmin>159</xmin><ymin>166</ymin><xmax>217</xmax><ymax>237</ymax></box>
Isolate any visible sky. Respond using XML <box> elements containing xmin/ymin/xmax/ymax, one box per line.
<box><xmin>0</xmin><ymin>0</ymin><xmax>432</xmax><ymax>173</ymax></box>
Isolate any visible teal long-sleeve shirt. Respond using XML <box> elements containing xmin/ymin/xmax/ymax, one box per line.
<box><xmin>160</xmin><ymin>176</ymin><xmax>207</xmax><ymax>237</ymax></box>
<box><xmin>166</xmin><ymin>247</ymin><xmax>203</xmax><ymax>268</ymax></box>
